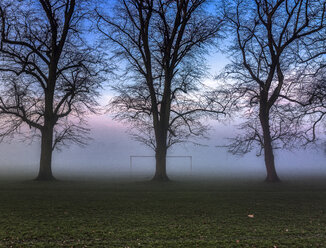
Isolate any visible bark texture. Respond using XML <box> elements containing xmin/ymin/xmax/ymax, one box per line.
<box><xmin>36</xmin><ymin>126</ymin><xmax>55</xmax><ymax>181</ymax></box>
<box><xmin>260</xmin><ymin>108</ymin><xmax>280</xmax><ymax>182</ymax></box>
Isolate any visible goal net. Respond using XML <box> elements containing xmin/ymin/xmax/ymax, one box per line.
<box><xmin>129</xmin><ymin>155</ymin><xmax>192</xmax><ymax>179</ymax></box>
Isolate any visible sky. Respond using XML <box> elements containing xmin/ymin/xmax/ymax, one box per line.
<box><xmin>0</xmin><ymin>0</ymin><xmax>325</xmax><ymax>182</ymax></box>
<box><xmin>0</xmin><ymin>50</ymin><xmax>325</xmax><ymax>181</ymax></box>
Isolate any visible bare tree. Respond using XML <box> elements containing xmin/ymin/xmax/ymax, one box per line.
<box><xmin>281</xmin><ymin>62</ymin><xmax>326</xmax><ymax>147</ymax></box>
<box><xmin>222</xmin><ymin>0</ymin><xmax>326</xmax><ymax>182</ymax></box>
<box><xmin>97</xmin><ymin>0</ymin><xmax>225</xmax><ymax>181</ymax></box>
<box><xmin>279</xmin><ymin>30</ymin><xmax>326</xmax><ymax>146</ymax></box>
<box><xmin>0</xmin><ymin>0</ymin><xmax>104</xmax><ymax>180</ymax></box>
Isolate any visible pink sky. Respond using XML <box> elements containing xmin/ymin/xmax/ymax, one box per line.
<box><xmin>0</xmin><ymin>111</ymin><xmax>325</xmax><ymax>181</ymax></box>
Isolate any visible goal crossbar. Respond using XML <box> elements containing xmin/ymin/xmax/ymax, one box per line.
<box><xmin>129</xmin><ymin>155</ymin><xmax>192</xmax><ymax>175</ymax></box>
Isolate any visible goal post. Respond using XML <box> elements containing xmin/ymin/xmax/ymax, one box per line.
<box><xmin>129</xmin><ymin>155</ymin><xmax>193</xmax><ymax>177</ymax></box>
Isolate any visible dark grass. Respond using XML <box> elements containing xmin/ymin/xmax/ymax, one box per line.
<box><xmin>1</xmin><ymin>179</ymin><xmax>326</xmax><ymax>247</ymax></box>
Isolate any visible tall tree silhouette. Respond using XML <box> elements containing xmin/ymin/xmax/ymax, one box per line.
<box><xmin>223</xmin><ymin>0</ymin><xmax>326</xmax><ymax>182</ymax></box>
<box><xmin>97</xmin><ymin>0</ymin><xmax>225</xmax><ymax>181</ymax></box>
<box><xmin>0</xmin><ymin>0</ymin><xmax>103</xmax><ymax>180</ymax></box>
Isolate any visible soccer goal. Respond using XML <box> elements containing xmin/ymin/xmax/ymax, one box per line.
<box><xmin>129</xmin><ymin>155</ymin><xmax>192</xmax><ymax>178</ymax></box>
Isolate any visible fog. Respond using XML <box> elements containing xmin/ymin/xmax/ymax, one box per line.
<box><xmin>0</xmin><ymin>113</ymin><xmax>325</xmax><ymax>181</ymax></box>
<box><xmin>0</xmin><ymin>51</ymin><xmax>324</xmax><ymax>182</ymax></box>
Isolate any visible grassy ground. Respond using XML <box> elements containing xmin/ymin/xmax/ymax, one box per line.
<box><xmin>0</xmin><ymin>179</ymin><xmax>326</xmax><ymax>247</ymax></box>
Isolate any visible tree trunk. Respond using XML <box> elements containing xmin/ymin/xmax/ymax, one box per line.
<box><xmin>152</xmin><ymin>144</ymin><xmax>169</xmax><ymax>181</ymax></box>
<box><xmin>260</xmin><ymin>109</ymin><xmax>280</xmax><ymax>183</ymax></box>
<box><xmin>35</xmin><ymin>125</ymin><xmax>55</xmax><ymax>181</ymax></box>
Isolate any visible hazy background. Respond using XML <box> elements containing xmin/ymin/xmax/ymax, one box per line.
<box><xmin>0</xmin><ymin>51</ymin><xmax>325</xmax><ymax>181</ymax></box>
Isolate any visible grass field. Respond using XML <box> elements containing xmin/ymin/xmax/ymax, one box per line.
<box><xmin>0</xmin><ymin>179</ymin><xmax>326</xmax><ymax>247</ymax></box>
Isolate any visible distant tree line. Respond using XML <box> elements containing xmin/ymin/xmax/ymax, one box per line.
<box><xmin>0</xmin><ymin>0</ymin><xmax>324</xmax><ymax>182</ymax></box>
